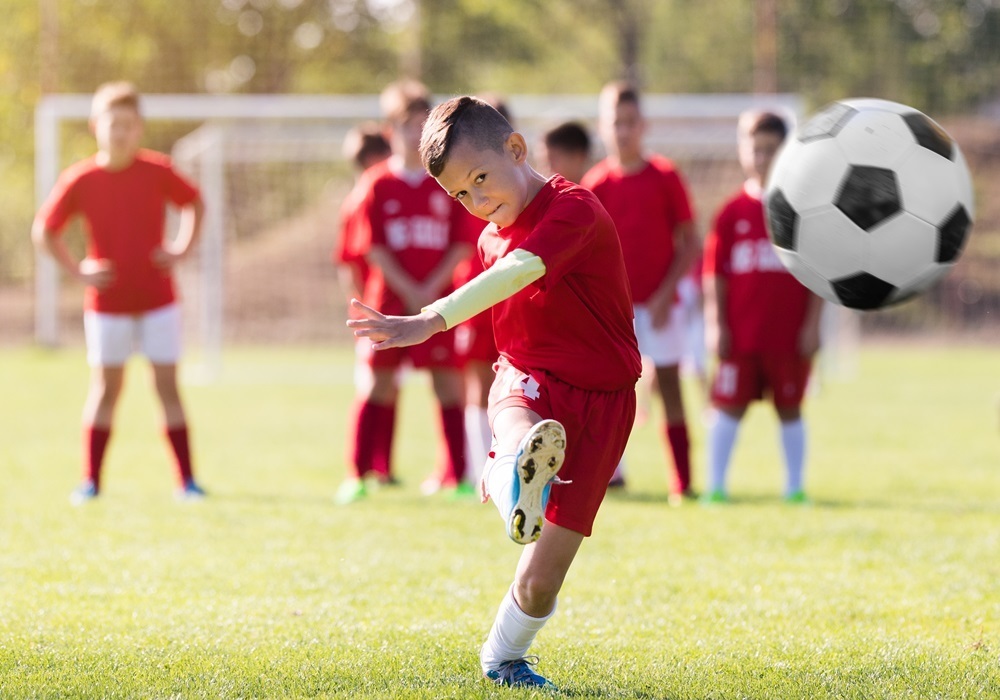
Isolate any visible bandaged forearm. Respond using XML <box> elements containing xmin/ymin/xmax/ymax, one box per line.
<box><xmin>424</xmin><ymin>248</ymin><xmax>546</xmax><ymax>330</ymax></box>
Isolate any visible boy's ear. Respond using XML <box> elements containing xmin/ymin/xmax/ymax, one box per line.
<box><xmin>506</xmin><ymin>132</ymin><xmax>529</xmax><ymax>164</ymax></box>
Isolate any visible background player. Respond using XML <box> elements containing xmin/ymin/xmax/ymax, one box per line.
<box><xmin>334</xmin><ymin>80</ymin><xmax>474</xmax><ymax>504</ymax></box>
<box><xmin>32</xmin><ymin>81</ymin><xmax>206</xmax><ymax>504</ymax></box>
<box><xmin>582</xmin><ymin>80</ymin><xmax>702</xmax><ymax>501</ymax></box>
<box><xmin>348</xmin><ymin>96</ymin><xmax>640</xmax><ymax>689</ymax></box>
<box><xmin>702</xmin><ymin>109</ymin><xmax>824</xmax><ymax>503</ymax></box>
<box><xmin>538</xmin><ymin>121</ymin><xmax>592</xmax><ymax>185</ymax></box>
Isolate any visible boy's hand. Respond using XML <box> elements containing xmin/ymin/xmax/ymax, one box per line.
<box><xmin>78</xmin><ymin>258</ymin><xmax>115</xmax><ymax>289</ymax></box>
<box><xmin>346</xmin><ymin>299</ymin><xmax>446</xmax><ymax>350</ymax></box>
<box><xmin>151</xmin><ymin>246</ymin><xmax>183</xmax><ymax>270</ymax></box>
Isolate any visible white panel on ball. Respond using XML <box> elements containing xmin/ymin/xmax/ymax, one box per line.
<box><xmin>866</xmin><ymin>212</ymin><xmax>939</xmax><ymax>286</ymax></box>
<box><xmin>773</xmin><ymin>138</ymin><xmax>850</xmax><ymax>212</ymax></box>
<box><xmin>795</xmin><ymin>207</ymin><xmax>869</xmax><ymax>279</ymax></box>
<box><xmin>895</xmin><ymin>148</ymin><xmax>969</xmax><ymax>225</ymax></box>
<box><xmin>832</xmin><ymin>111</ymin><xmax>916</xmax><ymax>169</ymax></box>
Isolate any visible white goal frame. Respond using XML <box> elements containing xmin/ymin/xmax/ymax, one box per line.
<box><xmin>35</xmin><ymin>92</ymin><xmax>860</xmax><ymax>380</ymax></box>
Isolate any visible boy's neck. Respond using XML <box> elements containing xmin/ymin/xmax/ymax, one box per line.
<box><xmin>96</xmin><ymin>150</ymin><xmax>137</xmax><ymax>171</ymax></box>
<box><xmin>614</xmin><ymin>153</ymin><xmax>646</xmax><ymax>174</ymax></box>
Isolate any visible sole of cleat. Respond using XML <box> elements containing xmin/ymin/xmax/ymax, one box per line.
<box><xmin>507</xmin><ymin>420</ymin><xmax>566</xmax><ymax>544</ymax></box>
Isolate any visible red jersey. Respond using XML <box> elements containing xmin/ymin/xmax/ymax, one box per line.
<box><xmin>356</xmin><ymin>161</ymin><xmax>476</xmax><ymax>316</ymax></box>
<box><xmin>332</xmin><ymin>179</ymin><xmax>370</xmax><ymax>284</ymax></box>
<box><xmin>582</xmin><ymin>154</ymin><xmax>695</xmax><ymax>303</ymax></box>
<box><xmin>481</xmin><ymin>175</ymin><xmax>641</xmax><ymax>392</ymax></box>
<box><xmin>704</xmin><ymin>182</ymin><xmax>813</xmax><ymax>354</ymax></box>
<box><xmin>36</xmin><ymin>149</ymin><xmax>200</xmax><ymax>314</ymax></box>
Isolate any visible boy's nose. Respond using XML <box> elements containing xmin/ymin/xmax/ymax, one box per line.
<box><xmin>472</xmin><ymin>191</ymin><xmax>489</xmax><ymax>212</ymax></box>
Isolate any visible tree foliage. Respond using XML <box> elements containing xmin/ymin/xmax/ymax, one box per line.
<box><xmin>2</xmin><ymin>0</ymin><xmax>999</xmax><ymax>280</ymax></box>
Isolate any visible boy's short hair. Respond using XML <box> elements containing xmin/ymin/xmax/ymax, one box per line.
<box><xmin>91</xmin><ymin>81</ymin><xmax>141</xmax><ymax>119</ymax></box>
<box><xmin>420</xmin><ymin>96</ymin><xmax>514</xmax><ymax>177</ymax></box>
<box><xmin>342</xmin><ymin>121</ymin><xmax>391</xmax><ymax>170</ymax></box>
<box><xmin>599</xmin><ymin>80</ymin><xmax>641</xmax><ymax>110</ymax></box>
<box><xmin>738</xmin><ymin>110</ymin><xmax>789</xmax><ymax>141</ymax></box>
<box><xmin>544</xmin><ymin>121</ymin><xmax>591</xmax><ymax>155</ymax></box>
<box><xmin>379</xmin><ymin>79</ymin><xmax>432</xmax><ymax>124</ymax></box>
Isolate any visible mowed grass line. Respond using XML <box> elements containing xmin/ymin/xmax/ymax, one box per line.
<box><xmin>0</xmin><ymin>344</ymin><xmax>997</xmax><ymax>699</ymax></box>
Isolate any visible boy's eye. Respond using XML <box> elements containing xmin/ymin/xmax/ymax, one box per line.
<box><xmin>475</xmin><ymin>173</ymin><xmax>486</xmax><ymax>184</ymax></box>
<box><xmin>455</xmin><ymin>191</ymin><xmax>467</xmax><ymax>200</ymax></box>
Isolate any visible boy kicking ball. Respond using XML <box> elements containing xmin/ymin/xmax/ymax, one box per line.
<box><xmin>348</xmin><ymin>96</ymin><xmax>641</xmax><ymax>689</ymax></box>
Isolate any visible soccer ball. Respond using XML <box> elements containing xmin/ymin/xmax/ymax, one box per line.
<box><xmin>764</xmin><ymin>98</ymin><xmax>975</xmax><ymax>310</ymax></box>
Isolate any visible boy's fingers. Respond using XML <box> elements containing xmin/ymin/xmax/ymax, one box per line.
<box><xmin>349</xmin><ymin>298</ymin><xmax>383</xmax><ymax>320</ymax></box>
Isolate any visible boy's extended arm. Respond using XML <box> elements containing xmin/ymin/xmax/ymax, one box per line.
<box><xmin>348</xmin><ymin>248</ymin><xmax>546</xmax><ymax>350</ymax></box>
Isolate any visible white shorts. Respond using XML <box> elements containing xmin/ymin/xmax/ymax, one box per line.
<box><xmin>84</xmin><ymin>303</ymin><xmax>182</xmax><ymax>367</ymax></box>
<box><xmin>633</xmin><ymin>301</ymin><xmax>686</xmax><ymax>367</ymax></box>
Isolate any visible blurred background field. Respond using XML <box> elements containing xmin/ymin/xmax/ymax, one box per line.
<box><xmin>1</xmin><ymin>0</ymin><xmax>1000</xmax><ymax>352</ymax></box>
<box><xmin>0</xmin><ymin>344</ymin><xmax>997</xmax><ymax>698</ymax></box>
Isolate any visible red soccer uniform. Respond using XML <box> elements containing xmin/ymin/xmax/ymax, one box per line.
<box><xmin>704</xmin><ymin>183</ymin><xmax>813</xmax><ymax>355</ymax></box>
<box><xmin>36</xmin><ymin>149</ymin><xmax>201</xmax><ymax>314</ymax></box>
<box><xmin>581</xmin><ymin>154</ymin><xmax>695</xmax><ymax>303</ymax></box>
<box><xmin>481</xmin><ymin>175</ymin><xmax>641</xmax><ymax>393</ymax></box>
<box><xmin>355</xmin><ymin>161</ymin><xmax>476</xmax><ymax>316</ymax></box>
<box><xmin>482</xmin><ymin>175</ymin><xmax>641</xmax><ymax>536</ymax></box>
<box><xmin>332</xmin><ymin>178</ymin><xmax>371</xmax><ymax>286</ymax></box>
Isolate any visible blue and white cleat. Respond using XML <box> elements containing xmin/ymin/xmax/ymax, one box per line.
<box><xmin>70</xmin><ymin>481</ymin><xmax>99</xmax><ymax>506</ymax></box>
<box><xmin>484</xmin><ymin>656</ymin><xmax>557</xmax><ymax>690</ymax></box>
<box><xmin>175</xmin><ymin>479</ymin><xmax>207</xmax><ymax>501</ymax></box>
<box><xmin>507</xmin><ymin>419</ymin><xmax>566</xmax><ymax>545</ymax></box>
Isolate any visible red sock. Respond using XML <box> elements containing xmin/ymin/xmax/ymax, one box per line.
<box><xmin>666</xmin><ymin>423</ymin><xmax>691</xmax><ymax>493</ymax></box>
<box><xmin>83</xmin><ymin>425</ymin><xmax>111</xmax><ymax>490</ymax></box>
<box><xmin>351</xmin><ymin>401</ymin><xmax>395</xmax><ymax>479</ymax></box>
<box><xmin>166</xmin><ymin>426</ymin><xmax>195</xmax><ymax>487</ymax></box>
<box><xmin>371</xmin><ymin>403</ymin><xmax>396</xmax><ymax>480</ymax></box>
<box><xmin>437</xmin><ymin>405</ymin><xmax>467</xmax><ymax>487</ymax></box>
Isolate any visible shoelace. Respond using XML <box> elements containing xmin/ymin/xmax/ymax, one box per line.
<box><xmin>492</xmin><ymin>656</ymin><xmax>544</xmax><ymax>686</ymax></box>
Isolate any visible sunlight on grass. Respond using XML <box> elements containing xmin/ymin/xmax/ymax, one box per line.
<box><xmin>0</xmin><ymin>344</ymin><xmax>997</xmax><ymax>699</ymax></box>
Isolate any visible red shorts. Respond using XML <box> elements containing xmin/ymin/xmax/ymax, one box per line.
<box><xmin>710</xmin><ymin>353</ymin><xmax>812</xmax><ymax>409</ymax></box>
<box><xmin>363</xmin><ymin>328</ymin><xmax>461</xmax><ymax>370</ymax></box>
<box><xmin>455</xmin><ymin>311</ymin><xmax>497</xmax><ymax>365</ymax></box>
<box><xmin>487</xmin><ymin>358</ymin><xmax>636</xmax><ymax>537</ymax></box>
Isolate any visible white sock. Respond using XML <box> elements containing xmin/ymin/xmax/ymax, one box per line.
<box><xmin>484</xmin><ymin>452</ymin><xmax>516</xmax><ymax>522</ymax></box>
<box><xmin>708</xmin><ymin>410</ymin><xmax>741</xmax><ymax>494</ymax></box>
<box><xmin>464</xmin><ymin>406</ymin><xmax>491</xmax><ymax>486</ymax></box>
<box><xmin>780</xmin><ymin>418</ymin><xmax>806</xmax><ymax>495</ymax></box>
<box><xmin>480</xmin><ymin>585</ymin><xmax>556</xmax><ymax>672</ymax></box>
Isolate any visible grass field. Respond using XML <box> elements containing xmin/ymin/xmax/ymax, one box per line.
<box><xmin>0</xmin><ymin>343</ymin><xmax>997</xmax><ymax>699</ymax></box>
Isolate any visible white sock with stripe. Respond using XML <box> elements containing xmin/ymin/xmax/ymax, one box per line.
<box><xmin>480</xmin><ymin>585</ymin><xmax>556</xmax><ymax>672</ymax></box>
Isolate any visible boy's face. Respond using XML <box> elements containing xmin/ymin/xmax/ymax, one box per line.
<box><xmin>91</xmin><ymin>105</ymin><xmax>143</xmax><ymax>158</ymax></box>
<box><xmin>540</xmin><ymin>145</ymin><xmax>588</xmax><ymax>185</ymax></box>
<box><xmin>739</xmin><ymin>129</ymin><xmax>784</xmax><ymax>185</ymax></box>
<box><xmin>435</xmin><ymin>133</ymin><xmax>531</xmax><ymax>229</ymax></box>
<box><xmin>599</xmin><ymin>99</ymin><xmax>644</xmax><ymax>160</ymax></box>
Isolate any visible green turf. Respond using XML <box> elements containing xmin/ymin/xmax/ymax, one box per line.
<box><xmin>1</xmin><ymin>344</ymin><xmax>997</xmax><ymax>699</ymax></box>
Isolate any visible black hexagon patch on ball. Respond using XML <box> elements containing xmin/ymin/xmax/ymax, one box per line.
<box><xmin>835</xmin><ymin>166</ymin><xmax>901</xmax><ymax>231</ymax></box>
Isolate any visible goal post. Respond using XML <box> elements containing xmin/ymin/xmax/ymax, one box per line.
<box><xmin>35</xmin><ymin>92</ymin><xmax>865</xmax><ymax>382</ymax></box>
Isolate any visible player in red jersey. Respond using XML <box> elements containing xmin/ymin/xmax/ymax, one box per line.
<box><xmin>333</xmin><ymin>121</ymin><xmax>392</xmax><ymax>309</ymax></box>
<box><xmin>32</xmin><ymin>82</ymin><xmax>206</xmax><ymax>504</ymax></box>
<box><xmin>348</xmin><ymin>96</ymin><xmax>640</xmax><ymax>690</ymax></box>
<box><xmin>334</xmin><ymin>80</ymin><xmax>475</xmax><ymax>504</ymax></box>
<box><xmin>582</xmin><ymin>81</ymin><xmax>702</xmax><ymax>501</ymax></box>
<box><xmin>332</xmin><ymin>122</ymin><xmax>394</xmax><ymax>481</ymax></box>
<box><xmin>702</xmin><ymin>110</ymin><xmax>824</xmax><ymax>504</ymax></box>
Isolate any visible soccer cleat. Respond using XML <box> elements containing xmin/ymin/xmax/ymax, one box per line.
<box><xmin>334</xmin><ymin>478</ymin><xmax>367</xmax><ymax>505</ymax></box>
<box><xmin>700</xmin><ymin>489</ymin><xmax>729</xmax><ymax>505</ymax></box>
<box><xmin>70</xmin><ymin>481</ymin><xmax>99</xmax><ymax>506</ymax></box>
<box><xmin>176</xmin><ymin>480</ymin><xmax>207</xmax><ymax>501</ymax></box>
<box><xmin>484</xmin><ymin>656</ymin><xmax>557</xmax><ymax>690</ymax></box>
<box><xmin>784</xmin><ymin>490</ymin><xmax>810</xmax><ymax>505</ymax></box>
<box><xmin>507</xmin><ymin>419</ymin><xmax>566</xmax><ymax>545</ymax></box>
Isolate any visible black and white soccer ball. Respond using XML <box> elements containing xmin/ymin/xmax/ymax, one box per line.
<box><xmin>764</xmin><ymin>98</ymin><xmax>975</xmax><ymax>310</ymax></box>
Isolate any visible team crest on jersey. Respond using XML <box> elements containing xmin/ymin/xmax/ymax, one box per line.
<box><xmin>384</xmin><ymin>199</ymin><xmax>402</xmax><ymax>215</ymax></box>
<box><xmin>430</xmin><ymin>192</ymin><xmax>452</xmax><ymax>219</ymax></box>
<box><xmin>735</xmin><ymin>219</ymin><xmax>752</xmax><ymax>235</ymax></box>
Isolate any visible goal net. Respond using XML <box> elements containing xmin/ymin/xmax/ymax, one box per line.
<box><xmin>37</xmin><ymin>92</ymin><xmax>862</xmax><ymax>379</ymax></box>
